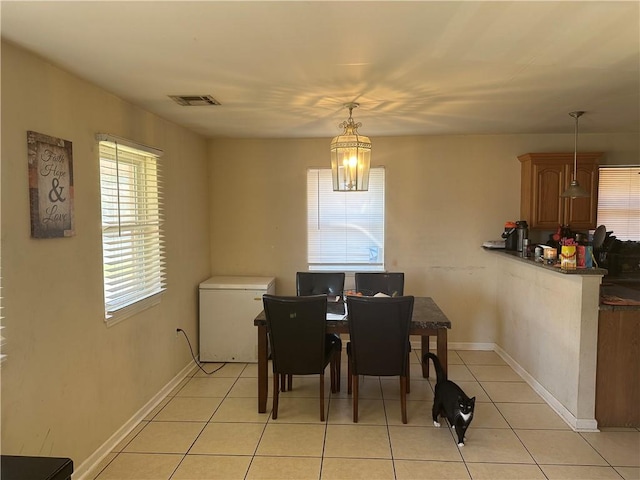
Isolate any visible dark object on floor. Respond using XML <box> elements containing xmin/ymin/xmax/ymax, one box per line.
<box><xmin>1</xmin><ymin>455</ymin><xmax>73</xmax><ymax>480</ymax></box>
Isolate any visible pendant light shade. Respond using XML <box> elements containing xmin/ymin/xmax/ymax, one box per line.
<box><xmin>330</xmin><ymin>103</ymin><xmax>371</xmax><ymax>191</ymax></box>
<box><xmin>560</xmin><ymin>111</ymin><xmax>590</xmax><ymax>198</ymax></box>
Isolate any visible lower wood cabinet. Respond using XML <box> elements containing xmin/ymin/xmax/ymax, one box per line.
<box><xmin>595</xmin><ymin>308</ymin><xmax>640</xmax><ymax>427</ymax></box>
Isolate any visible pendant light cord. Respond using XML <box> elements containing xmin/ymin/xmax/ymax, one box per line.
<box><xmin>569</xmin><ymin>111</ymin><xmax>584</xmax><ymax>182</ymax></box>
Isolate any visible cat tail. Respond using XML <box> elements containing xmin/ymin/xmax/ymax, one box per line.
<box><xmin>422</xmin><ymin>352</ymin><xmax>447</xmax><ymax>383</ymax></box>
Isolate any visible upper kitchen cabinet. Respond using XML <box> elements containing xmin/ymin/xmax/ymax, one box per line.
<box><xmin>518</xmin><ymin>152</ymin><xmax>602</xmax><ymax>230</ymax></box>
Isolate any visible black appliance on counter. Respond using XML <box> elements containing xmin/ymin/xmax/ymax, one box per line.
<box><xmin>502</xmin><ymin>222</ymin><xmax>518</xmax><ymax>251</ymax></box>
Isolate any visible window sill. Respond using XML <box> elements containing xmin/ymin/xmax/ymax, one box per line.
<box><xmin>105</xmin><ymin>291</ymin><xmax>164</xmax><ymax>328</ymax></box>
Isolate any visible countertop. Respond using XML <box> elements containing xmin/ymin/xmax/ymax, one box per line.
<box><xmin>486</xmin><ymin>248</ymin><xmax>640</xmax><ymax>310</ymax></box>
<box><xmin>600</xmin><ymin>283</ymin><xmax>640</xmax><ymax>310</ymax></box>
<box><xmin>485</xmin><ymin>248</ymin><xmax>608</xmax><ymax>275</ymax></box>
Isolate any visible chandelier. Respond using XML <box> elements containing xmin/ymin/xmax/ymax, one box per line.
<box><xmin>330</xmin><ymin>103</ymin><xmax>371</xmax><ymax>191</ymax></box>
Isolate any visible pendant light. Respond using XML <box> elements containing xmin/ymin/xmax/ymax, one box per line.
<box><xmin>330</xmin><ymin>103</ymin><xmax>371</xmax><ymax>191</ymax></box>
<box><xmin>560</xmin><ymin>111</ymin><xmax>590</xmax><ymax>198</ymax></box>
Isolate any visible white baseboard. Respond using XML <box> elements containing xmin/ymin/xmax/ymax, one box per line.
<box><xmin>410</xmin><ymin>340</ymin><xmax>495</xmax><ymax>351</ymax></box>
<box><xmin>445</xmin><ymin>342</ymin><xmax>496</xmax><ymax>351</ymax></box>
<box><xmin>413</xmin><ymin>341</ymin><xmax>599</xmax><ymax>432</ymax></box>
<box><xmin>493</xmin><ymin>345</ymin><xmax>599</xmax><ymax>432</ymax></box>
<box><xmin>73</xmin><ymin>361</ymin><xmax>196</xmax><ymax>480</ymax></box>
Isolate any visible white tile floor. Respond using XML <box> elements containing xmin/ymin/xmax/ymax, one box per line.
<box><xmin>87</xmin><ymin>350</ymin><xmax>640</xmax><ymax>480</ymax></box>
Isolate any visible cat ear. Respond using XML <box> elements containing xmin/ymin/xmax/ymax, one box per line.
<box><xmin>470</xmin><ymin>397</ymin><xmax>476</xmax><ymax>406</ymax></box>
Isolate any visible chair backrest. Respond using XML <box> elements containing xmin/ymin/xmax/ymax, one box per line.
<box><xmin>263</xmin><ymin>294</ymin><xmax>328</xmax><ymax>375</ymax></box>
<box><xmin>296</xmin><ymin>272</ymin><xmax>345</xmax><ymax>296</ymax></box>
<box><xmin>354</xmin><ymin>272</ymin><xmax>404</xmax><ymax>296</ymax></box>
<box><xmin>346</xmin><ymin>295</ymin><xmax>414</xmax><ymax>377</ymax></box>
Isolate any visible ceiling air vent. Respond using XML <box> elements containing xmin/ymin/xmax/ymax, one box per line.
<box><xmin>169</xmin><ymin>95</ymin><xmax>221</xmax><ymax>106</ymax></box>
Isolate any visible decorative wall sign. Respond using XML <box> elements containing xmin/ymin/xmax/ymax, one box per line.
<box><xmin>27</xmin><ymin>131</ymin><xmax>75</xmax><ymax>238</ymax></box>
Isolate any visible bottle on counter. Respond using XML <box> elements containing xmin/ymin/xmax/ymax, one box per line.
<box><xmin>516</xmin><ymin>220</ymin><xmax>529</xmax><ymax>252</ymax></box>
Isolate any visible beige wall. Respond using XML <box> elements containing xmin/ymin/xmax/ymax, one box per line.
<box><xmin>2</xmin><ymin>37</ymin><xmax>639</xmax><ymax>471</ymax></box>
<box><xmin>208</xmin><ymin>133</ymin><xmax>638</xmax><ymax>347</ymax></box>
<box><xmin>1</xmin><ymin>42</ymin><xmax>211</xmax><ymax>464</ymax></box>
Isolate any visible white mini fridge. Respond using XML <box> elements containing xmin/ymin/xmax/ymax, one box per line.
<box><xmin>199</xmin><ymin>276</ymin><xmax>275</xmax><ymax>362</ymax></box>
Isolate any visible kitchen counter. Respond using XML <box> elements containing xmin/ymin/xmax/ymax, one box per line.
<box><xmin>489</xmin><ymin>247</ymin><xmax>638</xmax><ymax>428</ymax></box>
<box><xmin>485</xmin><ymin>248</ymin><xmax>608</xmax><ymax>275</ymax></box>
<box><xmin>490</xmin><ymin>249</ymin><xmax>603</xmax><ymax>431</ymax></box>
<box><xmin>487</xmin><ymin>249</ymin><xmax>639</xmax><ymax>309</ymax></box>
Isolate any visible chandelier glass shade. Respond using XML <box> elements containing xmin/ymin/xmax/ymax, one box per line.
<box><xmin>330</xmin><ymin>103</ymin><xmax>371</xmax><ymax>191</ymax></box>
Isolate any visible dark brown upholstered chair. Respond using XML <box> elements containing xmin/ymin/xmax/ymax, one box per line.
<box><xmin>295</xmin><ymin>272</ymin><xmax>344</xmax><ymax>391</ymax></box>
<box><xmin>296</xmin><ymin>272</ymin><xmax>345</xmax><ymax>297</ymax></box>
<box><xmin>346</xmin><ymin>295</ymin><xmax>414</xmax><ymax>423</ymax></box>
<box><xmin>352</xmin><ymin>272</ymin><xmax>411</xmax><ymax>392</ymax></box>
<box><xmin>354</xmin><ymin>272</ymin><xmax>404</xmax><ymax>297</ymax></box>
<box><xmin>263</xmin><ymin>294</ymin><xmax>340</xmax><ymax>421</ymax></box>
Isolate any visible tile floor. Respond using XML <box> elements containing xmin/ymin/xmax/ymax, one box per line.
<box><xmin>87</xmin><ymin>350</ymin><xmax>640</xmax><ymax>480</ymax></box>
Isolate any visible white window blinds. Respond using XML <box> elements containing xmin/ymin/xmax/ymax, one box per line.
<box><xmin>597</xmin><ymin>166</ymin><xmax>640</xmax><ymax>241</ymax></box>
<box><xmin>0</xmin><ymin>326</ymin><xmax>5</xmax><ymax>363</ymax></box>
<box><xmin>97</xmin><ymin>134</ymin><xmax>165</xmax><ymax>323</ymax></box>
<box><xmin>307</xmin><ymin>167</ymin><xmax>385</xmax><ymax>271</ymax></box>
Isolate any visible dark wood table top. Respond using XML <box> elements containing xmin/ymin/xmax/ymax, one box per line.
<box><xmin>254</xmin><ymin>296</ymin><xmax>451</xmax><ymax>330</ymax></box>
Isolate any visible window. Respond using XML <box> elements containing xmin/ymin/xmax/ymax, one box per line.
<box><xmin>597</xmin><ymin>166</ymin><xmax>640</xmax><ymax>241</ymax></box>
<box><xmin>307</xmin><ymin>167</ymin><xmax>385</xmax><ymax>271</ymax></box>
<box><xmin>97</xmin><ymin>134</ymin><xmax>165</xmax><ymax>324</ymax></box>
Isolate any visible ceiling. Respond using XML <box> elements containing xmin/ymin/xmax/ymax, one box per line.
<box><xmin>2</xmin><ymin>1</ymin><xmax>639</xmax><ymax>139</ymax></box>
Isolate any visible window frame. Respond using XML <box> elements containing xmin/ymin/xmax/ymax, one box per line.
<box><xmin>97</xmin><ymin>134</ymin><xmax>166</xmax><ymax>326</ymax></box>
<box><xmin>597</xmin><ymin>166</ymin><xmax>640</xmax><ymax>241</ymax></box>
<box><xmin>307</xmin><ymin>167</ymin><xmax>385</xmax><ymax>272</ymax></box>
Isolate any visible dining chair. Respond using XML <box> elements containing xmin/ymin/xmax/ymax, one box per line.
<box><xmin>295</xmin><ymin>272</ymin><xmax>345</xmax><ymax>391</ymax></box>
<box><xmin>354</xmin><ymin>272</ymin><xmax>404</xmax><ymax>297</ymax></box>
<box><xmin>353</xmin><ymin>272</ymin><xmax>412</xmax><ymax>391</ymax></box>
<box><xmin>262</xmin><ymin>294</ymin><xmax>340</xmax><ymax>421</ymax></box>
<box><xmin>296</xmin><ymin>272</ymin><xmax>345</xmax><ymax>297</ymax></box>
<box><xmin>346</xmin><ymin>295</ymin><xmax>414</xmax><ymax>423</ymax></box>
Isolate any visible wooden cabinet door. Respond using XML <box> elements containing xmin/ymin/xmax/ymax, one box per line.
<box><xmin>532</xmin><ymin>162</ymin><xmax>565</xmax><ymax>229</ymax></box>
<box><xmin>563</xmin><ymin>162</ymin><xmax>599</xmax><ymax>229</ymax></box>
<box><xmin>519</xmin><ymin>152</ymin><xmax>602</xmax><ymax>230</ymax></box>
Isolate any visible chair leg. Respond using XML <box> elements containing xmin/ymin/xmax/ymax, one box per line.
<box><xmin>320</xmin><ymin>373</ymin><xmax>325</xmax><ymax>422</ymax></box>
<box><xmin>347</xmin><ymin>355</ymin><xmax>352</xmax><ymax>395</ymax></box>
<box><xmin>335</xmin><ymin>348</ymin><xmax>341</xmax><ymax>392</ymax></box>
<box><xmin>332</xmin><ymin>357</ymin><xmax>338</xmax><ymax>394</ymax></box>
<box><xmin>272</xmin><ymin>373</ymin><xmax>280</xmax><ymax>420</ymax></box>
<box><xmin>352</xmin><ymin>374</ymin><xmax>359</xmax><ymax>423</ymax></box>
<box><xmin>281</xmin><ymin>374</ymin><xmax>286</xmax><ymax>392</ymax></box>
<box><xmin>287</xmin><ymin>374</ymin><xmax>293</xmax><ymax>391</ymax></box>
<box><xmin>400</xmin><ymin>376</ymin><xmax>407</xmax><ymax>424</ymax></box>
<box><xmin>406</xmin><ymin>352</ymin><xmax>411</xmax><ymax>394</ymax></box>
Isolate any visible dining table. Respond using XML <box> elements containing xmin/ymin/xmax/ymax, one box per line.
<box><xmin>253</xmin><ymin>296</ymin><xmax>451</xmax><ymax>413</ymax></box>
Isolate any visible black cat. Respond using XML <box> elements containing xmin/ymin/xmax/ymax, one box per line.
<box><xmin>423</xmin><ymin>352</ymin><xmax>475</xmax><ymax>447</ymax></box>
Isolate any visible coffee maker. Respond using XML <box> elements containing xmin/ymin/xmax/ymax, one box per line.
<box><xmin>502</xmin><ymin>222</ymin><xmax>518</xmax><ymax>251</ymax></box>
